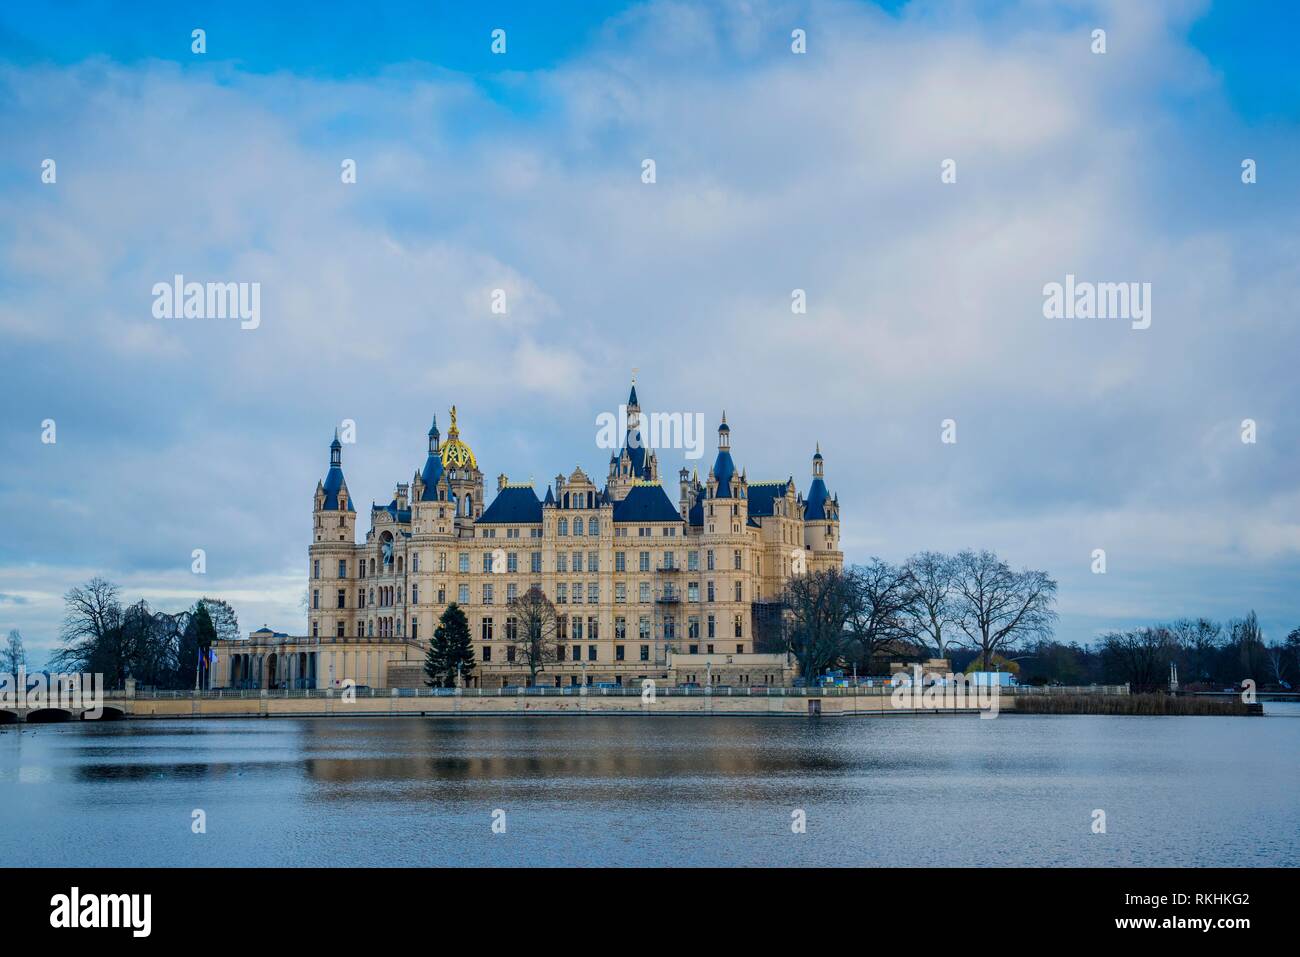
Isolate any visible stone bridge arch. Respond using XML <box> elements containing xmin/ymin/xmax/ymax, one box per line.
<box><xmin>25</xmin><ymin>708</ymin><xmax>74</xmax><ymax>723</ymax></box>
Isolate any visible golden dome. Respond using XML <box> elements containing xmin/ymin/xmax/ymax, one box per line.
<box><xmin>440</xmin><ymin>405</ymin><xmax>477</xmax><ymax>469</ymax></box>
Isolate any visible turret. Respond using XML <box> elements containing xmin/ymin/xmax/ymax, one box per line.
<box><xmin>314</xmin><ymin>430</ymin><xmax>356</xmax><ymax>542</ymax></box>
<box><xmin>439</xmin><ymin>405</ymin><xmax>484</xmax><ymax>521</ymax></box>
<box><xmin>309</xmin><ymin>429</ymin><xmax>358</xmax><ymax>642</ymax></box>
<box><xmin>609</xmin><ymin>376</ymin><xmax>659</xmax><ymax>500</ymax></box>
<box><xmin>703</xmin><ymin>413</ymin><xmax>748</xmax><ymax>533</ymax></box>
<box><xmin>803</xmin><ymin>443</ymin><xmax>840</xmax><ymax>558</ymax></box>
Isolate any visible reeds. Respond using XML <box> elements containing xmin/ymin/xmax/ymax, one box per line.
<box><xmin>1012</xmin><ymin>693</ymin><xmax>1250</xmax><ymax>715</ymax></box>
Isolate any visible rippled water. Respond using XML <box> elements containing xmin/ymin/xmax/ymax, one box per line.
<box><xmin>2</xmin><ymin>706</ymin><xmax>1297</xmax><ymax>866</ymax></box>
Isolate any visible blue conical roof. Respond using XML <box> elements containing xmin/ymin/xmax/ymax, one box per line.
<box><xmin>711</xmin><ymin>448</ymin><xmax>736</xmax><ymax>498</ymax></box>
<box><xmin>804</xmin><ymin>477</ymin><xmax>830</xmax><ymax>519</ymax></box>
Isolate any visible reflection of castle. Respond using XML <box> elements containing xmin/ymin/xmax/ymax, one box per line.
<box><xmin>214</xmin><ymin>381</ymin><xmax>842</xmax><ymax>691</ymax></box>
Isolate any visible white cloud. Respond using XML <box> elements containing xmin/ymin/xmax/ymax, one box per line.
<box><xmin>2</xmin><ymin>0</ymin><xmax>1298</xmax><ymax>648</ymax></box>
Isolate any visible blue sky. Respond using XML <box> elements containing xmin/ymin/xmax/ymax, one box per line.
<box><xmin>2</xmin><ymin>0</ymin><xmax>1299</xmax><ymax>665</ymax></box>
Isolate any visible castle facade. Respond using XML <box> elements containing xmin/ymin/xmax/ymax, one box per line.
<box><xmin>222</xmin><ymin>381</ymin><xmax>842</xmax><ymax>690</ymax></box>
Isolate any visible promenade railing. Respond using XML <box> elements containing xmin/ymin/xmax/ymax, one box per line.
<box><xmin>108</xmin><ymin>684</ymin><xmax>1130</xmax><ymax>701</ymax></box>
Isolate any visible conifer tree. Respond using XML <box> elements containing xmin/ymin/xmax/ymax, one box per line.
<box><xmin>425</xmin><ymin>603</ymin><xmax>475</xmax><ymax>687</ymax></box>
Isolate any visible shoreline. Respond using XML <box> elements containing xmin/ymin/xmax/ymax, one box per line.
<box><xmin>2</xmin><ymin>689</ymin><xmax>1263</xmax><ymax>722</ymax></box>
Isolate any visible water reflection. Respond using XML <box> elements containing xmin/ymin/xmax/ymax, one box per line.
<box><xmin>1</xmin><ymin>713</ymin><xmax>1297</xmax><ymax>867</ymax></box>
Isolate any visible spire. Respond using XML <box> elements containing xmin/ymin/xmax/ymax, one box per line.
<box><xmin>440</xmin><ymin>404</ymin><xmax>477</xmax><ymax>469</ymax></box>
<box><xmin>710</xmin><ymin>412</ymin><xmax>736</xmax><ymax>497</ymax></box>
<box><xmin>321</xmin><ymin>429</ymin><xmax>351</xmax><ymax>511</ymax></box>
<box><xmin>805</xmin><ymin>444</ymin><xmax>830</xmax><ymax>519</ymax></box>
<box><xmin>419</xmin><ymin>415</ymin><xmax>446</xmax><ymax>500</ymax></box>
<box><xmin>618</xmin><ymin>379</ymin><xmax>651</xmax><ymax>479</ymax></box>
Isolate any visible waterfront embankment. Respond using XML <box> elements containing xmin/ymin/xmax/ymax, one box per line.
<box><xmin>6</xmin><ymin>683</ymin><xmax>1239</xmax><ymax>722</ymax></box>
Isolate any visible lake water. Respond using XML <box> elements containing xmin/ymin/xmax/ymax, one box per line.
<box><xmin>2</xmin><ymin>707</ymin><xmax>1297</xmax><ymax>867</ymax></box>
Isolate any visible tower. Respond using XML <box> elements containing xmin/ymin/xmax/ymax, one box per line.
<box><xmin>440</xmin><ymin>405</ymin><xmax>484</xmax><ymax>523</ymax></box>
<box><xmin>411</xmin><ymin>415</ymin><xmax>456</xmax><ymax>534</ymax></box>
<box><xmin>313</xmin><ymin>431</ymin><xmax>356</xmax><ymax>542</ymax></box>
<box><xmin>309</xmin><ymin>431</ymin><xmax>358</xmax><ymax>641</ymax></box>
<box><xmin>608</xmin><ymin>377</ymin><xmax>659</xmax><ymax>501</ymax></box>
<box><xmin>802</xmin><ymin>443</ymin><xmax>841</xmax><ymax>565</ymax></box>
<box><xmin>704</xmin><ymin>413</ymin><xmax>748</xmax><ymax>530</ymax></box>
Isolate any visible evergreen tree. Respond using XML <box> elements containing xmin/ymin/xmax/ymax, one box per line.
<box><xmin>425</xmin><ymin>603</ymin><xmax>475</xmax><ymax>687</ymax></box>
<box><xmin>186</xmin><ymin>602</ymin><xmax>219</xmax><ymax>688</ymax></box>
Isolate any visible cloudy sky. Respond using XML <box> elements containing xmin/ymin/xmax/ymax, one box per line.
<box><xmin>2</xmin><ymin>0</ymin><xmax>1298</xmax><ymax>666</ymax></box>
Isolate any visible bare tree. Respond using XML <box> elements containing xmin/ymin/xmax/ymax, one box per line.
<box><xmin>845</xmin><ymin>560</ymin><xmax>914</xmax><ymax>671</ymax></box>
<box><xmin>1101</xmin><ymin>627</ymin><xmax>1174</xmax><ymax>693</ymax></box>
<box><xmin>1228</xmin><ymin>611</ymin><xmax>1269</xmax><ymax>682</ymax></box>
<box><xmin>1264</xmin><ymin>643</ymin><xmax>1290</xmax><ymax>689</ymax></box>
<box><xmin>950</xmin><ymin>550</ymin><xmax>1057</xmax><ymax>670</ymax></box>
<box><xmin>52</xmin><ymin>577</ymin><xmax>126</xmax><ymax>685</ymax></box>
<box><xmin>901</xmin><ymin>551</ymin><xmax>959</xmax><ymax>659</ymax></box>
<box><xmin>196</xmin><ymin>597</ymin><xmax>241</xmax><ymax>643</ymax></box>
<box><xmin>1</xmin><ymin>629</ymin><xmax>26</xmax><ymax>673</ymax></box>
<box><xmin>1167</xmin><ymin>617</ymin><xmax>1222</xmax><ymax>684</ymax></box>
<box><xmin>508</xmin><ymin>586</ymin><xmax>559</xmax><ymax>686</ymax></box>
<box><xmin>780</xmin><ymin>568</ymin><xmax>856</xmax><ymax>683</ymax></box>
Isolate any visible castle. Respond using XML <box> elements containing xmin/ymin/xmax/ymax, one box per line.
<box><xmin>215</xmin><ymin>381</ymin><xmax>842</xmax><ymax>690</ymax></box>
